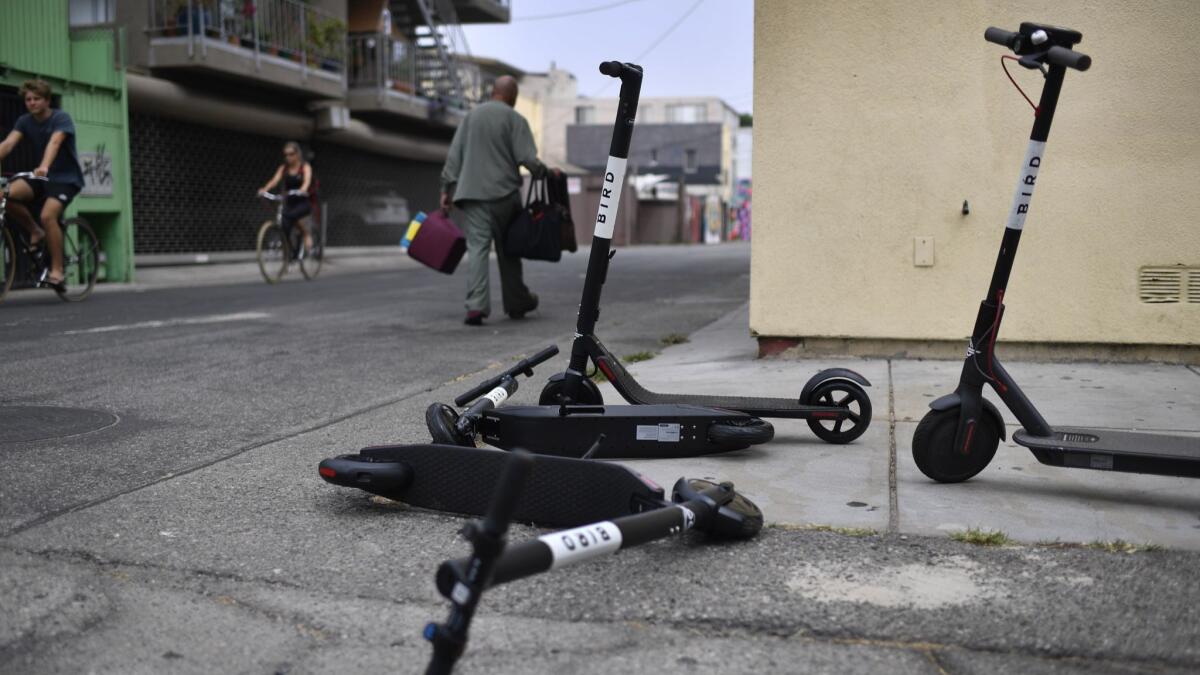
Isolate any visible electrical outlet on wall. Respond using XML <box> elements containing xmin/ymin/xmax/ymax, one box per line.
<box><xmin>914</xmin><ymin>236</ymin><xmax>934</xmax><ymax>267</ymax></box>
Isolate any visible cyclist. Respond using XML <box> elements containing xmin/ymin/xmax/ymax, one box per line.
<box><xmin>257</xmin><ymin>141</ymin><xmax>314</xmax><ymax>256</ymax></box>
<box><xmin>0</xmin><ymin>79</ymin><xmax>85</xmax><ymax>289</ymax></box>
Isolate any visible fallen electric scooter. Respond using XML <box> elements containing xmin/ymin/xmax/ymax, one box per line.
<box><xmin>422</xmin><ymin>450</ymin><xmax>763</xmax><ymax>674</ymax></box>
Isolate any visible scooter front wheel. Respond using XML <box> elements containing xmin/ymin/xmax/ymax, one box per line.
<box><xmin>707</xmin><ymin>417</ymin><xmax>774</xmax><ymax>449</ymax></box>
<box><xmin>425</xmin><ymin>403</ymin><xmax>476</xmax><ymax>447</ymax></box>
<box><xmin>912</xmin><ymin>407</ymin><xmax>1000</xmax><ymax>483</ymax></box>
<box><xmin>538</xmin><ymin>375</ymin><xmax>603</xmax><ymax>406</ymax></box>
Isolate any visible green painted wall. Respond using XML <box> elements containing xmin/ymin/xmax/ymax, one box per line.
<box><xmin>0</xmin><ymin>2</ymin><xmax>135</xmax><ymax>282</ymax></box>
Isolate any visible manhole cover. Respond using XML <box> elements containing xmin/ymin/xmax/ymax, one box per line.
<box><xmin>0</xmin><ymin>405</ymin><xmax>119</xmax><ymax>443</ymax></box>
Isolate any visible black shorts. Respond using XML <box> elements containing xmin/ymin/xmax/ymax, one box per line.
<box><xmin>20</xmin><ymin>178</ymin><xmax>82</xmax><ymax>208</ymax></box>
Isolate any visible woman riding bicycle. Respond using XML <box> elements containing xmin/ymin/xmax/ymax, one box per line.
<box><xmin>257</xmin><ymin>141</ymin><xmax>314</xmax><ymax>255</ymax></box>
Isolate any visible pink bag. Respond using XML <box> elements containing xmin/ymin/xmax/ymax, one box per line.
<box><xmin>408</xmin><ymin>209</ymin><xmax>466</xmax><ymax>274</ymax></box>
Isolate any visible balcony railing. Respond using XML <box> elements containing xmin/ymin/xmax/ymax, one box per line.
<box><xmin>348</xmin><ymin>33</ymin><xmax>416</xmax><ymax>95</ymax></box>
<box><xmin>148</xmin><ymin>0</ymin><xmax>346</xmax><ymax>75</ymax></box>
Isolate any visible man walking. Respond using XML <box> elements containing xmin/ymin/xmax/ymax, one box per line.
<box><xmin>440</xmin><ymin>75</ymin><xmax>546</xmax><ymax>326</ymax></box>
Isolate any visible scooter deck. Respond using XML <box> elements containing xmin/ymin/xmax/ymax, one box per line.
<box><xmin>323</xmin><ymin>444</ymin><xmax>667</xmax><ymax>527</ymax></box>
<box><xmin>1014</xmin><ymin>427</ymin><xmax>1200</xmax><ymax>478</ymax></box>
<box><xmin>595</xmin><ymin>353</ymin><xmax>842</xmax><ymax>419</ymax></box>
<box><xmin>481</xmin><ymin>404</ymin><xmax>771</xmax><ymax>458</ymax></box>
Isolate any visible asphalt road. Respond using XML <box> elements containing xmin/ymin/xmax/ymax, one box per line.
<box><xmin>2</xmin><ymin>244</ymin><xmax>1197</xmax><ymax>674</ymax></box>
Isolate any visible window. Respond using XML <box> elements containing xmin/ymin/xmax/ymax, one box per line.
<box><xmin>667</xmin><ymin>103</ymin><xmax>706</xmax><ymax>123</ymax></box>
<box><xmin>684</xmin><ymin>149</ymin><xmax>697</xmax><ymax>173</ymax></box>
<box><xmin>69</xmin><ymin>0</ymin><xmax>115</xmax><ymax>26</ymax></box>
<box><xmin>575</xmin><ymin>106</ymin><xmax>596</xmax><ymax>124</ymax></box>
<box><xmin>650</xmin><ymin>148</ymin><xmax>658</xmax><ymax>166</ymax></box>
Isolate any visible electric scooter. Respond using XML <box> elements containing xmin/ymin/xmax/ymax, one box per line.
<box><xmin>318</xmin><ymin>444</ymin><xmax>669</xmax><ymax>527</ymax></box>
<box><xmin>425</xmin><ymin>342</ymin><xmax>775</xmax><ymax>459</ymax></box>
<box><xmin>423</xmin><ymin>450</ymin><xmax>762</xmax><ymax>674</ymax></box>
<box><xmin>538</xmin><ymin>83</ymin><xmax>872</xmax><ymax>446</ymax></box>
<box><xmin>913</xmin><ymin>23</ymin><xmax>1200</xmax><ymax>482</ymax></box>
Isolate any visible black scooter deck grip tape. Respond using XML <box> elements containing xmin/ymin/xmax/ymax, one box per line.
<box><xmin>1046</xmin><ymin>45</ymin><xmax>1091</xmax><ymax>71</ymax></box>
<box><xmin>482</xmin><ymin>450</ymin><xmax>533</xmax><ymax>535</ymax></box>
<box><xmin>984</xmin><ymin>27</ymin><xmax>1018</xmax><ymax>47</ymax></box>
<box><xmin>354</xmin><ymin>444</ymin><xmax>665</xmax><ymax>527</ymax></box>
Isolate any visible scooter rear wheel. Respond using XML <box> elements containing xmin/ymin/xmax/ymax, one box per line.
<box><xmin>804</xmin><ymin>380</ymin><xmax>872</xmax><ymax>444</ymax></box>
<box><xmin>707</xmin><ymin>417</ymin><xmax>774</xmax><ymax>449</ymax></box>
<box><xmin>912</xmin><ymin>407</ymin><xmax>1000</xmax><ymax>483</ymax></box>
<box><xmin>425</xmin><ymin>403</ymin><xmax>476</xmax><ymax>447</ymax></box>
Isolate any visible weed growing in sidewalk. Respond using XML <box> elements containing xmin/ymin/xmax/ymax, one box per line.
<box><xmin>950</xmin><ymin>528</ymin><xmax>1012</xmax><ymax>546</ymax></box>
<box><xmin>1086</xmin><ymin>539</ymin><xmax>1164</xmax><ymax>554</ymax></box>
<box><xmin>768</xmin><ymin>523</ymin><xmax>879</xmax><ymax>537</ymax></box>
<box><xmin>624</xmin><ymin>351</ymin><xmax>656</xmax><ymax>363</ymax></box>
<box><xmin>660</xmin><ymin>333</ymin><xmax>690</xmax><ymax>346</ymax></box>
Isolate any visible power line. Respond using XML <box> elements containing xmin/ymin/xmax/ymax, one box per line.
<box><xmin>634</xmin><ymin>0</ymin><xmax>705</xmax><ymax>63</ymax></box>
<box><xmin>513</xmin><ymin>0</ymin><xmax>646</xmax><ymax>22</ymax></box>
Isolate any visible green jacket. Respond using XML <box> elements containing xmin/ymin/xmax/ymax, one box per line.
<box><xmin>441</xmin><ymin>100</ymin><xmax>545</xmax><ymax>203</ymax></box>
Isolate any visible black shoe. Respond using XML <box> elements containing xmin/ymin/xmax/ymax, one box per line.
<box><xmin>507</xmin><ymin>293</ymin><xmax>539</xmax><ymax>320</ymax></box>
<box><xmin>464</xmin><ymin>311</ymin><xmax>485</xmax><ymax>326</ymax></box>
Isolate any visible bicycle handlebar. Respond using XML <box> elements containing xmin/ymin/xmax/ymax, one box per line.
<box><xmin>453</xmin><ymin>345</ymin><xmax>560</xmax><ymax>407</ymax></box>
<box><xmin>258</xmin><ymin>189</ymin><xmax>308</xmax><ymax>202</ymax></box>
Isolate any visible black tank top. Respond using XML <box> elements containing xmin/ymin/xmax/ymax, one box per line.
<box><xmin>283</xmin><ymin>164</ymin><xmax>306</xmax><ymax>191</ymax></box>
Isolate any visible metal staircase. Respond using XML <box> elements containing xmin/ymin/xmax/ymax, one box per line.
<box><xmin>389</xmin><ymin>0</ymin><xmax>471</xmax><ymax>108</ymax></box>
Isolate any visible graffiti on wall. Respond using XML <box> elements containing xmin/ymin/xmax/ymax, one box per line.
<box><xmin>729</xmin><ymin>179</ymin><xmax>752</xmax><ymax>240</ymax></box>
<box><xmin>79</xmin><ymin>143</ymin><xmax>113</xmax><ymax>196</ymax></box>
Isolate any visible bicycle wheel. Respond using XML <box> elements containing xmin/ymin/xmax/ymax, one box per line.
<box><xmin>298</xmin><ymin>226</ymin><xmax>322</xmax><ymax>280</ymax></box>
<box><xmin>256</xmin><ymin>220</ymin><xmax>288</xmax><ymax>284</ymax></box>
<box><xmin>56</xmin><ymin>217</ymin><xmax>99</xmax><ymax>302</ymax></box>
<box><xmin>0</xmin><ymin>226</ymin><xmax>14</xmax><ymax>303</ymax></box>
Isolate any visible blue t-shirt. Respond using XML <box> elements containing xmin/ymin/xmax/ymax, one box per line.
<box><xmin>14</xmin><ymin>110</ymin><xmax>85</xmax><ymax>188</ymax></box>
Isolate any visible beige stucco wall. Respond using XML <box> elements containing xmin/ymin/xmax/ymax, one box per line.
<box><xmin>751</xmin><ymin>0</ymin><xmax>1200</xmax><ymax>347</ymax></box>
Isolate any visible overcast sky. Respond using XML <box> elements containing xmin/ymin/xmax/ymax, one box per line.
<box><xmin>461</xmin><ymin>0</ymin><xmax>755</xmax><ymax>113</ymax></box>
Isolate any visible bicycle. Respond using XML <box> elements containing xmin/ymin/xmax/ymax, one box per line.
<box><xmin>255</xmin><ymin>189</ymin><xmax>323</xmax><ymax>283</ymax></box>
<box><xmin>0</xmin><ymin>172</ymin><xmax>100</xmax><ymax>304</ymax></box>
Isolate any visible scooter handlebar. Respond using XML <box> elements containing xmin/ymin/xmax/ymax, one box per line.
<box><xmin>599</xmin><ymin>61</ymin><xmax>624</xmax><ymax>77</ymax></box>
<box><xmin>1046</xmin><ymin>45</ymin><xmax>1091</xmax><ymax>71</ymax></box>
<box><xmin>453</xmin><ymin>345</ymin><xmax>560</xmax><ymax>407</ymax></box>
<box><xmin>984</xmin><ymin>27</ymin><xmax>1019</xmax><ymax>48</ymax></box>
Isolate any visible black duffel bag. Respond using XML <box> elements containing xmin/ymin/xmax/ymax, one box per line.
<box><xmin>504</xmin><ymin>174</ymin><xmax>568</xmax><ymax>262</ymax></box>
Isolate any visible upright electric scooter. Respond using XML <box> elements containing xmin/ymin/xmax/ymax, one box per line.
<box><xmin>539</xmin><ymin>76</ymin><xmax>872</xmax><ymax>445</ymax></box>
<box><xmin>913</xmin><ymin>23</ymin><xmax>1200</xmax><ymax>483</ymax></box>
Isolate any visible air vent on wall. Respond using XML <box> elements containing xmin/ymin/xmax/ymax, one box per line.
<box><xmin>1139</xmin><ymin>266</ymin><xmax>1200</xmax><ymax>304</ymax></box>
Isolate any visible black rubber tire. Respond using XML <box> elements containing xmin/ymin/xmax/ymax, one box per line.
<box><xmin>538</xmin><ymin>376</ymin><xmax>603</xmax><ymax>406</ymax></box>
<box><xmin>912</xmin><ymin>407</ymin><xmax>1001</xmax><ymax>483</ymax></box>
<box><xmin>0</xmin><ymin>226</ymin><xmax>14</xmax><ymax>303</ymax></box>
<box><xmin>55</xmin><ymin>218</ymin><xmax>99</xmax><ymax>302</ymax></box>
<box><xmin>256</xmin><ymin>221</ymin><xmax>288</xmax><ymax>283</ymax></box>
<box><xmin>805</xmin><ymin>380</ymin><xmax>872</xmax><ymax>444</ymax></box>
<box><xmin>707</xmin><ymin>417</ymin><xmax>775</xmax><ymax>449</ymax></box>
<box><xmin>425</xmin><ymin>403</ymin><xmax>475</xmax><ymax>447</ymax></box>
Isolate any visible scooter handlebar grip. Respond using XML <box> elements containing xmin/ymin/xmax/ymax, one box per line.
<box><xmin>1046</xmin><ymin>45</ymin><xmax>1091</xmax><ymax>71</ymax></box>
<box><xmin>527</xmin><ymin>345</ymin><xmax>559</xmax><ymax>369</ymax></box>
<box><xmin>599</xmin><ymin>61</ymin><xmax>624</xmax><ymax>77</ymax></box>
<box><xmin>984</xmin><ymin>27</ymin><xmax>1019</xmax><ymax>48</ymax></box>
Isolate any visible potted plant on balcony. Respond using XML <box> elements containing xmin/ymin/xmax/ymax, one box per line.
<box><xmin>320</xmin><ymin>19</ymin><xmax>346</xmax><ymax>72</ymax></box>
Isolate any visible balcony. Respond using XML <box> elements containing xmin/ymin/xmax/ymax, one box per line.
<box><xmin>146</xmin><ymin>0</ymin><xmax>347</xmax><ymax>99</ymax></box>
<box><xmin>346</xmin><ymin>31</ymin><xmax>465</xmax><ymax>126</ymax></box>
<box><xmin>447</xmin><ymin>0</ymin><xmax>510</xmax><ymax>24</ymax></box>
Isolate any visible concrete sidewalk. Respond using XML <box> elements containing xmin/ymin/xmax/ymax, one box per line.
<box><xmin>598</xmin><ymin>303</ymin><xmax>1200</xmax><ymax>551</ymax></box>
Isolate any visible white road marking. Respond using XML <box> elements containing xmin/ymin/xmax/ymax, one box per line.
<box><xmin>59</xmin><ymin>311</ymin><xmax>271</xmax><ymax>335</ymax></box>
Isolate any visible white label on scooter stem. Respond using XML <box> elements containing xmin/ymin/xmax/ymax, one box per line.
<box><xmin>484</xmin><ymin>386</ymin><xmax>509</xmax><ymax>407</ymax></box>
<box><xmin>593</xmin><ymin>156</ymin><xmax>628</xmax><ymax>239</ymax></box>
<box><xmin>1005</xmin><ymin>140</ymin><xmax>1046</xmax><ymax>231</ymax></box>
<box><xmin>541</xmin><ymin>521</ymin><xmax>622</xmax><ymax>569</ymax></box>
